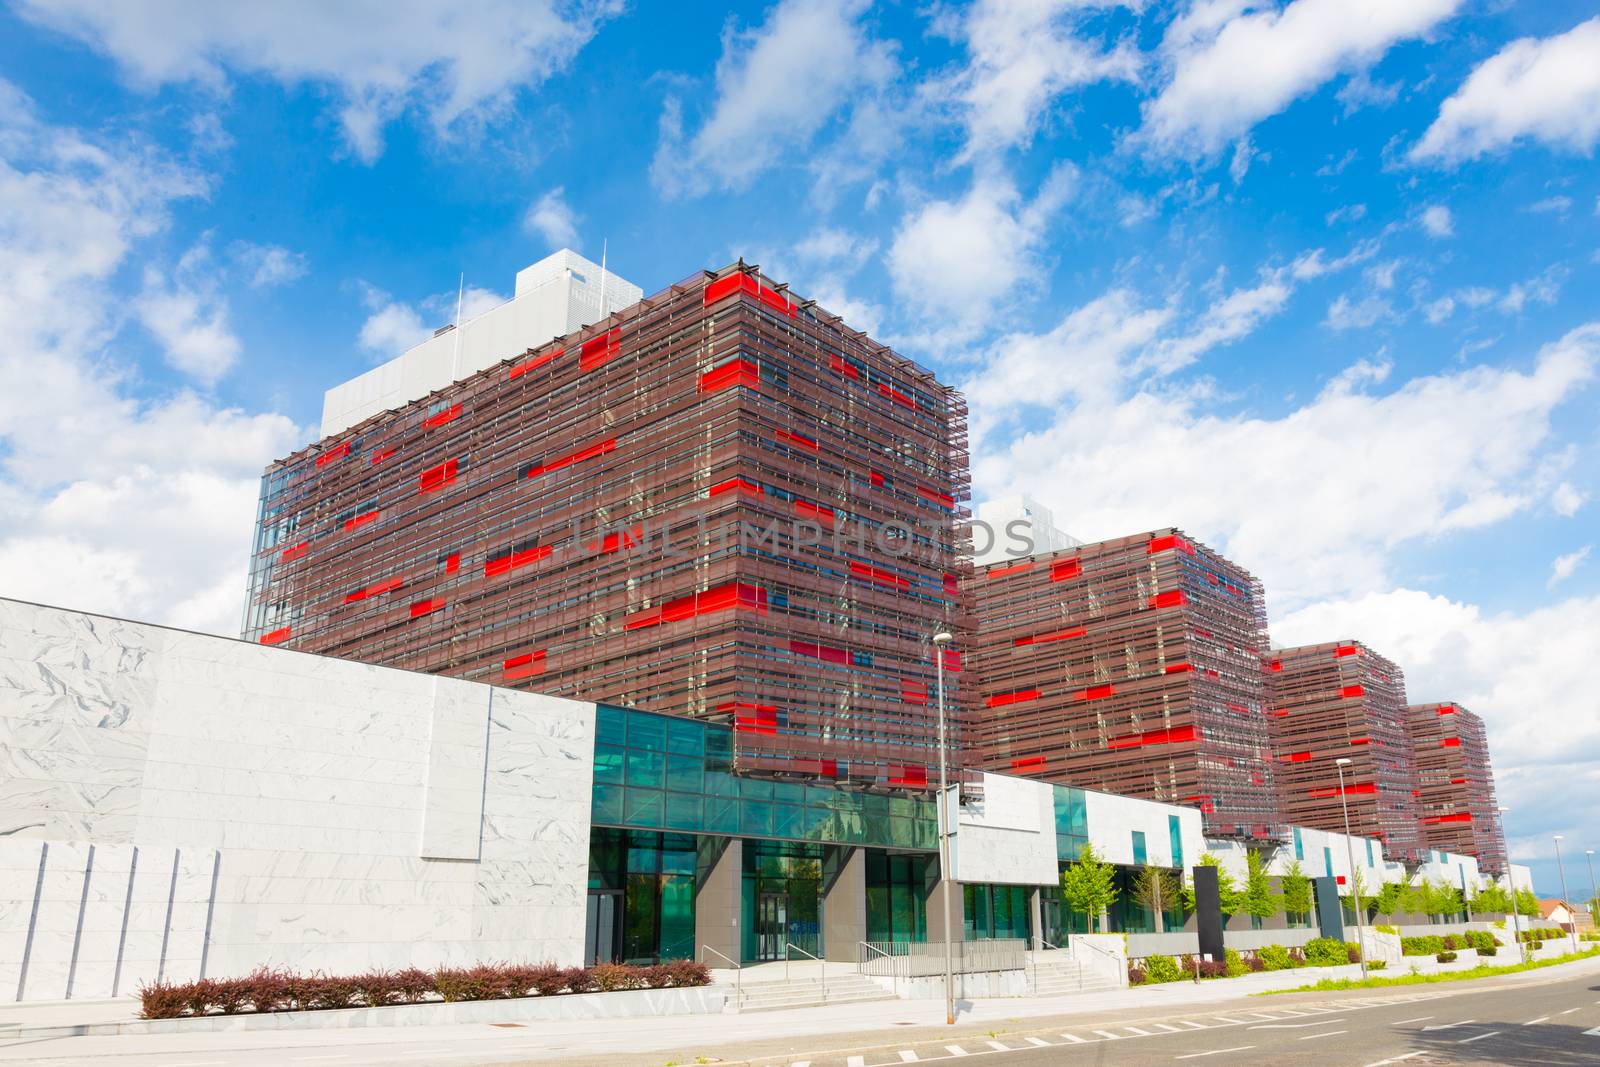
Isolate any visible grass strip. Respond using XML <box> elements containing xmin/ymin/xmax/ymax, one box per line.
<box><xmin>1258</xmin><ymin>947</ymin><xmax>1600</xmax><ymax>994</ymax></box>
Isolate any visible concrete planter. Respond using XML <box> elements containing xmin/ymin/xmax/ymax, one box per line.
<box><xmin>59</xmin><ymin>986</ymin><xmax>727</xmax><ymax>1038</ymax></box>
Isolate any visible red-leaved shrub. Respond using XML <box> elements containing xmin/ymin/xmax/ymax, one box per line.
<box><xmin>138</xmin><ymin>980</ymin><xmax>187</xmax><ymax>1019</ymax></box>
<box><xmin>562</xmin><ymin>966</ymin><xmax>597</xmax><ymax>994</ymax></box>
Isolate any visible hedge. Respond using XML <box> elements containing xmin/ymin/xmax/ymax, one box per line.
<box><xmin>1400</xmin><ymin>931</ymin><xmax>1495</xmax><ymax>956</ymax></box>
<box><xmin>1127</xmin><ymin>941</ymin><xmax>1354</xmax><ymax>985</ymax></box>
<box><xmin>1518</xmin><ymin>928</ymin><xmax>1567</xmax><ymax>943</ymax></box>
<box><xmin>138</xmin><ymin>961</ymin><xmax>711</xmax><ymax>1020</ymax></box>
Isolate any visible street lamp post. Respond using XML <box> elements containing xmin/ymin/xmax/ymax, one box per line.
<box><xmin>1334</xmin><ymin>758</ymin><xmax>1368</xmax><ymax>979</ymax></box>
<box><xmin>1554</xmin><ymin>835</ymin><xmax>1578</xmax><ymax>953</ymax></box>
<box><xmin>933</xmin><ymin>630</ymin><xmax>955</xmax><ymax>1026</ymax></box>
<box><xmin>1499</xmin><ymin>806</ymin><xmax>1524</xmax><ymax>962</ymax></box>
<box><xmin>1586</xmin><ymin>850</ymin><xmax>1597</xmax><ymax>938</ymax></box>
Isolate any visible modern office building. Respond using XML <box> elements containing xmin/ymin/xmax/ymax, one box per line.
<box><xmin>243</xmin><ymin>259</ymin><xmax>972</xmax><ymax>788</ymax></box>
<box><xmin>1265</xmin><ymin>641</ymin><xmax>1425</xmax><ymax>861</ymax></box>
<box><xmin>1405</xmin><ymin>702</ymin><xmax>1505</xmax><ymax>874</ymax></box>
<box><xmin>967</xmin><ymin>529</ymin><xmax>1282</xmax><ymax>842</ymax></box>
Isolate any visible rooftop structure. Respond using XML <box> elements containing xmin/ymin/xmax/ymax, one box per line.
<box><xmin>967</xmin><ymin>528</ymin><xmax>1282</xmax><ymax>841</ymax></box>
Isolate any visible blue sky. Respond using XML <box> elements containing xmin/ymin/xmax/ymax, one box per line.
<box><xmin>0</xmin><ymin>0</ymin><xmax>1596</xmax><ymax>897</ymax></box>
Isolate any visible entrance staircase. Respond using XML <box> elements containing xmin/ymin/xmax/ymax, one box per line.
<box><xmin>1030</xmin><ymin>953</ymin><xmax>1123</xmax><ymax>996</ymax></box>
<box><xmin>729</xmin><ymin>972</ymin><xmax>898</xmax><ymax>1013</ymax></box>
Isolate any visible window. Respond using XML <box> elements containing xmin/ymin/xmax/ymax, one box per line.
<box><xmin>1365</xmin><ymin>839</ymin><xmax>1374</xmax><ymax>866</ymax></box>
<box><xmin>1131</xmin><ymin>830</ymin><xmax>1147</xmax><ymax>866</ymax></box>
<box><xmin>1168</xmin><ymin>815</ymin><xmax>1183</xmax><ymax>870</ymax></box>
<box><xmin>1294</xmin><ymin>828</ymin><xmax>1304</xmax><ymax>861</ymax></box>
<box><xmin>1324</xmin><ymin>846</ymin><xmax>1334</xmax><ymax>879</ymax></box>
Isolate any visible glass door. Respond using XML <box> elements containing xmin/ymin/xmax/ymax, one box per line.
<box><xmin>757</xmin><ymin>892</ymin><xmax>788</xmax><ymax>961</ymax></box>
<box><xmin>585</xmin><ymin>890</ymin><xmax>620</xmax><ymax>965</ymax></box>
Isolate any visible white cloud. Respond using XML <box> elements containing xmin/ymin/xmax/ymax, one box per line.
<box><xmin>1325</xmin><ymin>203</ymin><xmax>1367</xmax><ymax>226</ymax></box>
<box><xmin>1419</xmin><ymin>204</ymin><xmax>1453</xmax><ymax>237</ymax></box>
<box><xmin>357</xmin><ymin>285</ymin><xmax>431</xmax><ymax>360</ymax></box>
<box><xmin>651</xmin><ymin>0</ymin><xmax>896</xmax><ymax>198</ymax></box>
<box><xmin>946</xmin><ymin>0</ymin><xmax>1140</xmax><ymax>161</ymax></box>
<box><xmin>1324</xmin><ymin>292</ymin><xmax>1389</xmax><ymax>330</ymax></box>
<box><xmin>1141</xmin><ymin>0</ymin><xmax>1460</xmax><ymax>155</ymax></box>
<box><xmin>974</xmin><ymin>317</ymin><xmax>1599</xmax><ymax>608</ymax></box>
<box><xmin>1412</xmin><ymin>16</ymin><xmax>1600</xmax><ymax>164</ymax></box>
<box><xmin>1526</xmin><ymin>195</ymin><xmax>1573</xmax><ymax>214</ymax></box>
<box><xmin>1335</xmin><ymin>69</ymin><xmax>1401</xmax><ymax>114</ymax></box>
<box><xmin>1548</xmin><ymin>545</ymin><xmax>1591</xmax><ymax>588</ymax></box>
<box><xmin>1552</xmin><ymin>482</ymin><xmax>1586</xmax><ymax>517</ymax></box>
<box><xmin>1423</xmin><ymin>295</ymin><xmax>1455</xmax><ymax>324</ymax></box>
<box><xmin>229</xmin><ymin>241</ymin><xmax>306</xmax><ymax>288</ymax></box>
<box><xmin>1497</xmin><ymin>266</ymin><xmax>1564</xmax><ymax>314</ymax></box>
<box><xmin>887</xmin><ymin>165</ymin><xmax>1075</xmax><ymax>335</ymax></box>
<box><xmin>0</xmin><ymin>84</ymin><xmax>301</xmax><ymax>634</ymax></box>
<box><xmin>134</xmin><ymin>265</ymin><xmax>241</xmax><ymax>384</ymax></box>
<box><xmin>1273</xmin><ymin>588</ymin><xmax>1600</xmax><ymax>876</ymax></box>
<box><xmin>523</xmin><ymin>186</ymin><xmax>579</xmax><ymax>249</ymax></box>
<box><xmin>1290</xmin><ymin>238</ymin><xmax>1381</xmax><ymax>280</ymax></box>
<box><xmin>14</xmin><ymin>0</ymin><xmax>617</xmax><ymax>162</ymax></box>
<box><xmin>1141</xmin><ymin>272</ymin><xmax>1294</xmax><ymax>376</ymax></box>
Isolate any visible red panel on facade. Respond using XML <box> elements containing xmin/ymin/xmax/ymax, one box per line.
<box><xmin>422</xmin><ymin>404</ymin><xmax>462</xmax><ymax>429</ymax></box>
<box><xmin>484</xmin><ymin>546</ymin><xmax>551</xmax><ymax>577</ymax></box>
<box><xmin>344</xmin><ymin>510</ymin><xmax>379</xmax><ymax>531</ymax></box>
<box><xmin>280</xmin><ymin>541</ymin><xmax>309</xmax><ymax>562</ymax></box>
<box><xmin>985</xmin><ymin>561</ymin><xmax>1033</xmax><ymax>579</ymax></box>
<box><xmin>578</xmin><ymin>328</ymin><xmax>622</xmax><ymax>372</ymax></box>
<box><xmin>901</xmin><ymin>679</ymin><xmax>928</xmax><ymax>705</ymax></box>
<box><xmin>794</xmin><ymin>499</ymin><xmax>836</xmax><ymax>527</ymax></box>
<box><xmin>1108</xmin><ymin>724</ymin><xmax>1198</xmax><ymax>750</ymax></box>
<box><xmin>699</xmin><ymin>358</ymin><xmax>760</xmax><ymax>393</ymax></box>
<box><xmin>1149</xmin><ymin>590</ymin><xmax>1186</xmax><ymax>609</ymax></box>
<box><xmin>986</xmin><ymin>688</ymin><xmax>1041</xmax><ymax>708</ymax></box>
<box><xmin>1147</xmin><ymin>534</ymin><xmax>1194</xmax><ymax>555</ymax></box>
<box><xmin>589</xmin><ymin>527</ymin><xmax>643</xmax><ymax>555</ymax></box>
<box><xmin>409</xmin><ymin>598</ymin><xmax>445</xmax><ymax>618</ymax></box>
<box><xmin>789</xmin><ymin>639</ymin><xmax>849</xmax><ymax>665</ymax></box>
<box><xmin>345</xmin><ymin>576</ymin><xmax>404</xmax><ymax>603</ymax></box>
<box><xmin>887</xmin><ymin>764</ymin><xmax>927</xmax><ymax>787</ymax></box>
<box><xmin>940</xmin><ymin>648</ymin><xmax>961</xmax><ymax>672</ymax></box>
<box><xmin>709</xmin><ymin>477</ymin><xmax>762</xmax><ymax>498</ymax></box>
<box><xmin>775</xmin><ymin>429</ymin><xmax>818</xmax><ymax>450</ymax></box>
<box><xmin>1334</xmin><ymin>644</ymin><xmax>1359</xmax><ymax>657</ymax></box>
<box><xmin>419</xmin><ymin>459</ymin><xmax>458</xmax><ymax>494</ymax></box>
<box><xmin>625</xmin><ymin>582</ymin><xmax>768</xmax><ymax>631</ymax></box>
<box><xmin>1078</xmin><ymin>683</ymin><xmax>1115</xmax><ymax>701</ymax></box>
<box><xmin>509</xmin><ymin>349</ymin><xmax>562</xmax><ymax>379</ymax></box>
<box><xmin>879</xmin><ymin>383</ymin><xmax>917</xmax><ymax>409</ymax></box>
<box><xmin>829</xmin><ymin>355</ymin><xmax>860</xmax><ymax>380</ymax></box>
<box><xmin>259</xmin><ymin>626</ymin><xmax>291</xmax><ymax>645</ymax></box>
<box><xmin>1307</xmin><ymin>782</ymin><xmax>1377</xmax><ymax>798</ymax></box>
<box><xmin>1011</xmin><ymin>756</ymin><xmax>1046</xmax><ymax>771</ymax></box>
<box><xmin>370</xmin><ymin>447</ymin><xmax>396</xmax><ymax>465</ymax></box>
<box><xmin>524</xmin><ymin>437</ymin><xmax>616</xmax><ymax>479</ymax></box>
<box><xmin>703</xmin><ymin>272</ymin><xmax>797</xmax><ymax>317</ymax></box>
<box><xmin>1437</xmin><ymin>704</ymin><xmax>1457</xmax><ymax>714</ymax></box>
<box><xmin>503</xmin><ymin>650</ymin><xmax>547</xmax><ymax>681</ymax></box>
<box><xmin>915</xmin><ymin>486</ymin><xmax>955</xmax><ymax>507</ymax></box>
<box><xmin>317</xmin><ymin>442</ymin><xmax>351</xmax><ymax>467</ymax></box>
<box><xmin>849</xmin><ymin>561</ymin><xmax>907</xmax><ymax>589</ymax></box>
<box><xmin>443</xmin><ymin>552</ymin><xmax>460</xmax><ymax>574</ymax></box>
<box><xmin>1014</xmin><ymin>625</ymin><xmax>1086</xmax><ymax>646</ymax></box>
<box><xmin>729</xmin><ymin>702</ymin><xmax>779</xmax><ymax>736</ymax></box>
<box><xmin>1340</xmin><ymin>684</ymin><xmax>1365</xmax><ymax>698</ymax></box>
<box><xmin>1164</xmin><ymin>663</ymin><xmax>1193</xmax><ymax>674</ymax></box>
<box><xmin>1440</xmin><ymin>737</ymin><xmax>1461</xmax><ymax>747</ymax></box>
<box><xmin>1049</xmin><ymin>558</ymin><xmax>1081</xmax><ymax>581</ymax></box>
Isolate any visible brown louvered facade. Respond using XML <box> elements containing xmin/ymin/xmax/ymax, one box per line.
<box><xmin>243</xmin><ymin>264</ymin><xmax>972</xmax><ymax>788</ymax></box>
<box><xmin>1265</xmin><ymin>641</ymin><xmax>1425</xmax><ymax>860</ymax></box>
<box><xmin>968</xmin><ymin>528</ymin><xmax>1282</xmax><ymax>841</ymax></box>
<box><xmin>1406</xmin><ymin>702</ymin><xmax>1505</xmax><ymax>874</ymax></box>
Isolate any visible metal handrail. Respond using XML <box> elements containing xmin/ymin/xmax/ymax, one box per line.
<box><xmin>699</xmin><ymin>944</ymin><xmax>740</xmax><ymax>1002</ymax></box>
<box><xmin>1073</xmin><ymin>935</ymin><xmax>1122</xmax><ymax>990</ymax></box>
<box><xmin>785</xmin><ymin>942</ymin><xmax>824</xmax><ymax>1000</ymax></box>
<box><xmin>859</xmin><ymin>941</ymin><xmax>897</xmax><ymax>996</ymax></box>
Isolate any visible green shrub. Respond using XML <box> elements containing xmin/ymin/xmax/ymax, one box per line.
<box><xmin>1224</xmin><ymin>948</ymin><xmax>1248</xmax><ymax>978</ymax></box>
<box><xmin>1144</xmin><ymin>955</ymin><xmax>1185</xmax><ymax>983</ymax></box>
<box><xmin>1478</xmin><ymin>945</ymin><xmax>1496</xmax><ymax>957</ymax></box>
<box><xmin>1374</xmin><ymin>924</ymin><xmax>1398</xmax><ymax>935</ymax></box>
<box><xmin>1402</xmin><ymin>935</ymin><xmax>1444</xmax><ymax>956</ymax></box>
<box><xmin>1256</xmin><ymin>945</ymin><xmax>1294</xmax><ymax>971</ymax></box>
<box><xmin>1369</xmin><ymin>960</ymin><xmax>1387</xmax><ymax>971</ymax></box>
<box><xmin>1436</xmin><ymin>951</ymin><xmax>1457</xmax><ymax>963</ymax></box>
<box><xmin>1304</xmin><ymin>937</ymin><xmax>1355</xmax><ymax>967</ymax></box>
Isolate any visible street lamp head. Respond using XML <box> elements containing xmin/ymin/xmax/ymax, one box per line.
<box><xmin>1554</xmin><ymin>834</ymin><xmax>1564</xmax><ymax>842</ymax></box>
<box><xmin>1335</xmin><ymin>757</ymin><xmax>1353</xmax><ymax>766</ymax></box>
<box><xmin>932</xmin><ymin>631</ymin><xmax>953</xmax><ymax>645</ymax></box>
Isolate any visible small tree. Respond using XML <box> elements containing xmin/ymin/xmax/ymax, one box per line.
<box><xmin>1427</xmin><ymin>880</ymin><xmax>1464</xmax><ymax>922</ymax></box>
<box><xmin>1280</xmin><ymin>859</ymin><xmax>1313</xmax><ymax>927</ymax></box>
<box><xmin>1061</xmin><ymin>843</ymin><xmax>1119</xmax><ymax>933</ymax></box>
<box><xmin>1469</xmin><ymin>884</ymin><xmax>1512</xmax><ymax>915</ymax></box>
<box><xmin>1373</xmin><ymin>880</ymin><xmax>1405</xmax><ymax>920</ymax></box>
<box><xmin>1182</xmin><ymin>855</ymin><xmax>1243</xmax><ymax>917</ymax></box>
<box><xmin>1241</xmin><ymin>850</ymin><xmax>1280</xmax><ymax>929</ymax></box>
<box><xmin>1131</xmin><ymin>865</ymin><xmax>1183</xmax><ymax>933</ymax></box>
<box><xmin>1514</xmin><ymin>887</ymin><xmax>1540</xmax><ymax>918</ymax></box>
<box><xmin>1342</xmin><ymin>866</ymin><xmax>1370</xmax><ymax>923</ymax></box>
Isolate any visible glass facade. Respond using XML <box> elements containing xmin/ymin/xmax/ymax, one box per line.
<box><xmin>586</xmin><ymin>828</ymin><xmax>697</xmax><ymax>964</ymax></box>
<box><xmin>742</xmin><ymin>840</ymin><xmax>824</xmax><ymax>962</ymax></box>
<box><xmin>1051</xmin><ymin>785</ymin><xmax>1089</xmax><ymax>859</ymax></box>
<box><xmin>1131</xmin><ymin>830</ymin><xmax>1147</xmax><ymax>866</ymax></box>
<box><xmin>594</xmin><ymin>705</ymin><xmax>937</xmax><ymax>850</ymax></box>
<box><xmin>963</xmin><ymin>883</ymin><xmax>1031</xmax><ymax>941</ymax></box>
<box><xmin>1294</xmin><ymin>827</ymin><xmax>1304</xmax><ymax>861</ymax></box>
<box><xmin>866</xmin><ymin>852</ymin><xmax>928</xmax><ymax>943</ymax></box>
<box><xmin>1169</xmin><ymin>815</ymin><xmax>1183</xmax><ymax>869</ymax></box>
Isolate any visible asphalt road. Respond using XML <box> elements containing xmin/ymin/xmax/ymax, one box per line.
<box><xmin>702</xmin><ymin>969</ymin><xmax>1600</xmax><ymax>1067</ymax></box>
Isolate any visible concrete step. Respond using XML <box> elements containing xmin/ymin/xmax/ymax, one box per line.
<box><xmin>730</xmin><ymin>975</ymin><xmax>897</xmax><ymax>1013</ymax></box>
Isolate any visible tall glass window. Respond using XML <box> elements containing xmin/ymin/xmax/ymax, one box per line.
<box><xmin>963</xmin><ymin>884</ymin><xmax>1030</xmax><ymax>940</ymax></box>
<box><xmin>866</xmin><ymin>851</ymin><xmax>927</xmax><ymax>943</ymax></box>
<box><xmin>741</xmin><ymin>840</ymin><xmax>824</xmax><ymax>962</ymax></box>
<box><xmin>587</xmin><ymin>828</ymin><xmax>696</xmax><ymax>964</ymax></box>
<box><xmin>1294</xmin><ymin>827</ymin><xmax>1304</xmax><ymax>861</ymax></box>
<box><xmin>1324</xmin><ymin>846</ymin><xmax>1334</xmax><ymax>879</ymax></box>
<box><xmin>1168</xmin><ymin>815</ymin><xmax>1183</xmax><ymax>870</ymax></box>
<box><xmin>1131</xmin><ymin>830</ymin><xmax>1147</xmax><ymax>866</ymax></box>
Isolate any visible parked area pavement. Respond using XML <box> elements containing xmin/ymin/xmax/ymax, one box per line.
<box><xmin>2</xmin><ymin>954</ymin><xmax>1598</xmax><ymax>1066</ymax></box>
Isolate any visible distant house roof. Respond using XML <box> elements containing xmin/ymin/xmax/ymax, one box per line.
<box><xmin>1538</xmin><ymin>899</ymin><xmax>1575</xmax><ymax>920</ymax></box>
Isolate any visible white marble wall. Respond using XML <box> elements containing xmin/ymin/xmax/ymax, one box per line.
<box><xmin>951</xmin><ymin>773</ymin><xmax>1057</xmax><ymax>885</ymax></box>
<box><xmin>1084</xmin><ymin>788</ymin><xmax>1206</xmax><ymax>868</ymax></box>
<box><xmin>0</xmin><ymin>598</ymin><xmax>595</xmax><ymax>1001</ymax></box>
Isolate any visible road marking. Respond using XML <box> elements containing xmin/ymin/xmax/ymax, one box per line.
<box><xmin>1092</xmin><ymin>1029</ymin><xmax>1123</xmax><ymax>1040</ymax></box>
<box><xmin>791</xmin><ymin>1061</ymin><xmax>811</xmax><ymax>1067</ymax></box>
<box><xmin>1421</xmin><ymin>1020</ymin><xmax>1474</xmax><ymax>1031</ymax></box>
<box><xmin>1178</xmin><ymin>1020</ymin><xmax>1208</xmax><ymax>1029</ymax></box>
<box><xmin>1059</xmin><ymin>1033</ymin><xmax>1087</xmax><ymax>1043</ymax></box>
<box><xmin>291</xmin><ymin>1059</ymin><xmax>348</xmax><ymax>1064</ymax></box>
<box><xmin>1175</xmin><ymin>1046</ymin><xmax>1255</xmax><ymax>1060</ymax></box>
<box><xmin>1459</xmin><ymin>1031</ymin><xmax>1500</xmax><ymax>1044</ymax></box>
<box><xmin>1153</xmin><ymin>1023</ymin><xmax>1183</xmax><ymax>1032</ymax></box>
<box><xmin>1243</xmin><ymin>1012</ymin><xmax>1282</xmax><ymax>1020</ymax></box>
<box><xmin>898</xmin><ymin>1051</ymin><xmax>920</xmax><ymax>1063</ymax></box>
<box><xmin>944</xmin><ymin>1047</ymin><xmax>969</xmax><ymax>1057</ymax></box>
<box><xmin>848</xmin><ymin>1057</ymin><xmax>865</xmax><ymax>1067</ymax></box>
<box><xmin>1124</xmin><ymin>1026</ymin><xmax>1153</xmax><ymax>1035</ymax></box>
<box><xmin>1024</xmin><ymin>1037</ymin><xmax>1050</xmax><ymax>1047</ymax></box>
<box><xmin>1211</xmin><ymin>1015</ymin><xmax>1249</xmax><ymax>1024</ymax></box>
<box><xmin>1525</xmin><ymin>1016</ymin><xmax>1550</xmax><ymax>1025</ymax></box>
<box><xmin>1584</xmin><ymin>1025</ymin><xmax>1600</xmax><ymax>1037</ymax></box>
<box><xmin>1361</xmin><ymin>1053</ymin><xmax>1425</xmax><ymax>1066</ymax></box>
<box><xmin>398</xmin><ymin>1053</ymin><xmax>457</xmax><ymax>1059</ymax></box>
<box><xmin>1392</xmin><ymin>1016</ymin><xmax>1431</xmax><ymax>1025</ymax></box>
<box><xmin>1559</xmin><ymin>1007</ymin><xmax>1582</xmax><ymax>1015</ymax></box>
<box><xmin>985</xmin><ymin>1041</ymin><xmax>1010</xmax><ymax>1051</ymax></box>
<box><xmin>1250</xmin><ymin>1018</ymin><xmax>1346</xmax><ymax>1030</ymax></box>
<box><xmin>1298</xmin><ymin>1030</ymin><xmax>1347</xmax><ymax>1040</ymax></box>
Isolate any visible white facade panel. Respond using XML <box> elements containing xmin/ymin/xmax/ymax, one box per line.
<box><xmin>951</xmin><ymin>773</ymin><xmax>1057</xmax><ymax>885</ymax></box>
<box><xmin>1084</xmin><ymin>788</ymin><xmax>1204</xmax><ymax>869</ymax></box>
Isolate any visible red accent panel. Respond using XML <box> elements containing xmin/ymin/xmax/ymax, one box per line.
<box><xmin>1334</xmin><ymin>644</ymin><xmax>1359</xmax><ymax>657</ymax></box>
<box><xmin>409</xmin><ymin>598</ymin><xmax>445</xmax><ymax>618</ymax></box>
<box><xmin>1078</xmin><ymin>683</ymin><xmax>1115</xmax><ymax>701</ymax></box>
<box><xmin>1349</xmin><ymin>736</ymin><xmax>1369</xmax><ymax>745</ymax></box>
<box><xmin>280</xmin><ymin>541</ymin><xmax>309</xmax><ymax>562</ymax></box>
<box><xmin>1149</xmin><ymin>590</ymin><xmax>1186</xmax><ymax>609</ymax></box>
<box><xmin>624</xmin><ymin>582</ymin><xmax>768</xmax><ymax>631</ymax></box>
<box><xmin>345</xmin><ymin>576</ymin><xmax>404</xmax><ymax>603</ymax></box>
<box><xmin>775</xmin><ymin>429</ymin><xmax>818</xmax><ymax>450</ymax></box>
<box><xmin>1341</xmin><ymin>684</ymin><xmax>1365</xmax><ymax>699</ymax></box>
<box><xmin>588</xmin><ymin>527</ymin><xmax>643</xmax><ymax>555</ymax></box>
<box><xmin>443</xmin><ymin>552</ymin><xmax>460</xmax><ymax>574</ymax></box>
<box><xmin>344</xmin><ymin>510</ymin><xmax>379</xmax><ymax>531</ymax></box>
<box><xmin>703</xmin><ymin>272</ymin><xmax>797</xmax><ymax>317</ymax></box>
<box><xmin>1335</xmin><ymin>875</ymin><xmax>1347</xmax><ymax>886</ymax></box>
<box><xmin>829</xmin><ymin>355</ymin><xmax>860</xmax><ymax>380</ymax></box>
<box><xmin>503</xmin><ymin>650</ymin><xmax>547</xmax><ymax>681</ymax></box>
<box><xmin>1146</xmin><ymin>534</ymin><xmax>1194</xmax><ymax>556</ymax></box>
<box><xmin>698</xmin><ymin>357</ymin><xmax>760</xmax><ymax>393</ymax></box>
<box><xmin>878</xmin><ymin>383</ymin><xmax>917</xmax><ymax>409</ymax></box>
<box><xmin>915</xmin><ymin>486</ymin><xmax>955</xmax><ymax>507</ymax></box>
<box><xmin>418</xmin><ymin>458</ymin><xmax>458</xmax><ymax>494</ymax></box>
<box><xmin>887</xmin><ymin>764</ymin><xmax>927</xmax><ymax>788</ymax></box>
<box><xmin>1440</xmin><ymin>737</ymin><xmax>1461</xmax><ymax>747</ymax></box>
<box><xmin>728</xmin><ymin>702</ymin><xmax>779</xmax><ymax>736</ymax></box>
<box><xmin>790</xmin><ymin>638</ymin><xmax>849</xmax><ymax>665</ymax></box>
<box><xmin>1423</xmin><ymin>812</ymin><xmax>1474</xmax><ymax>825</ymax></box>
<box><xmin>943</xmin><ymin>573</ymin><xmax>959</xmax><ymax>597</ymax></box>
<box><xmin>1307</xmin><ymin>782</ymin><xmax>1377</xmax><ymax>798</ymax></box>
<box><xmin>316</xmin><ymin>442</ymin><xmax>351</xmax><ymax>467</ymax></box>
<box><xmin>1108</xmin><ymin>724</ymin><xmax>1198</xmax><ymax>750</ymax></box>
<box><xmin>369</xmin><ymin>447</ymin><xmax>396</xmax><ymax>465</ymax></box>
<box><xmin>794</xmin><ymin>499</ymin><xmax>836</xmax><ymax>527</ymax></box>
<box><xmin>1267</xmin><ymin>658</ymin><xmax>1283</xmax><ymax>672</ymax></box>
<box><xmin>900</xmin><ymin>679</ymin><xmax>928</xmax><ymax>705</ymax></box>
<box><xmin>849</xmin><ymin>561</ymin><xmax>908</xmax><ymax>589</ymax></box>
<box><xmin>1437</xmin><ymin>704</ymin><xmax>1457</xmax><ymax>715</ymax></box>
<box><xmin>986</xmin><ymin>560</ymin><xmax>1033</xmax><ymax>578</ymax></box>
<box><xmin>1011</xmin><ymin>756</ymin><xmax>1046</xmax><ymax>771</ymax></box>
<box><xmin>484</xmin><ymin>545</ymin><xmax>552</xmax><ymax>577</ymax></box>
<box><xmin>525</xmin><ymin>437</ymin><xmax>616</xmax><ymax>478</ymax></box>
<box><xmin>578</xmin><ymin>328</ymin><xmax>622</xmax><ymax>372</ymax></box>
<box><xmin>709</xmin><ymin>477</ymin><xmax>763</xmax><ymax>498</ymax></box>
<box><xmin>1050</xmin><ymin>558</ymin><xmax>1082</xmax><ymax>581</ymax></box>
<box><xmin>422</xmin><ymin>403</ymin><xmax>461</xmax><ymax>429</ymax></box>
<box><xmin>870</xmin><ymin>470</ymin><xmax>886</xmax><ymax>487</ymax></box>
<box><xmin>986</xmin><ymin>688</ymin><xmax>1041</xmax><ymax>708</ymax></box>
<box><xmin>259</xmin><ymin>626</ymin><xmax>291</xmax><ymax>645</ymax></box>
<box><xmin>509</xmin><ymin>349</ymin><xmax>561</xmax><ymax>379</ymax></box>
<box><xmin>940</xmin><ymin>648</ymin><xmax>961</xmax><ymax>673</ymax></box>
<box><xmin>1281</xmin><ymin>751</ymin><xmax>1313</xmax><ymax>762</ymax></box>
<box><xmin>1014</xmin><ymin>625</ymin><xmax>1086</xmax><ymax>646</ymax></box>
<box><xmin>1164</xmin><ymin>663</ymin><xmax>1193</xmax><ymax>674</ymax></box>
